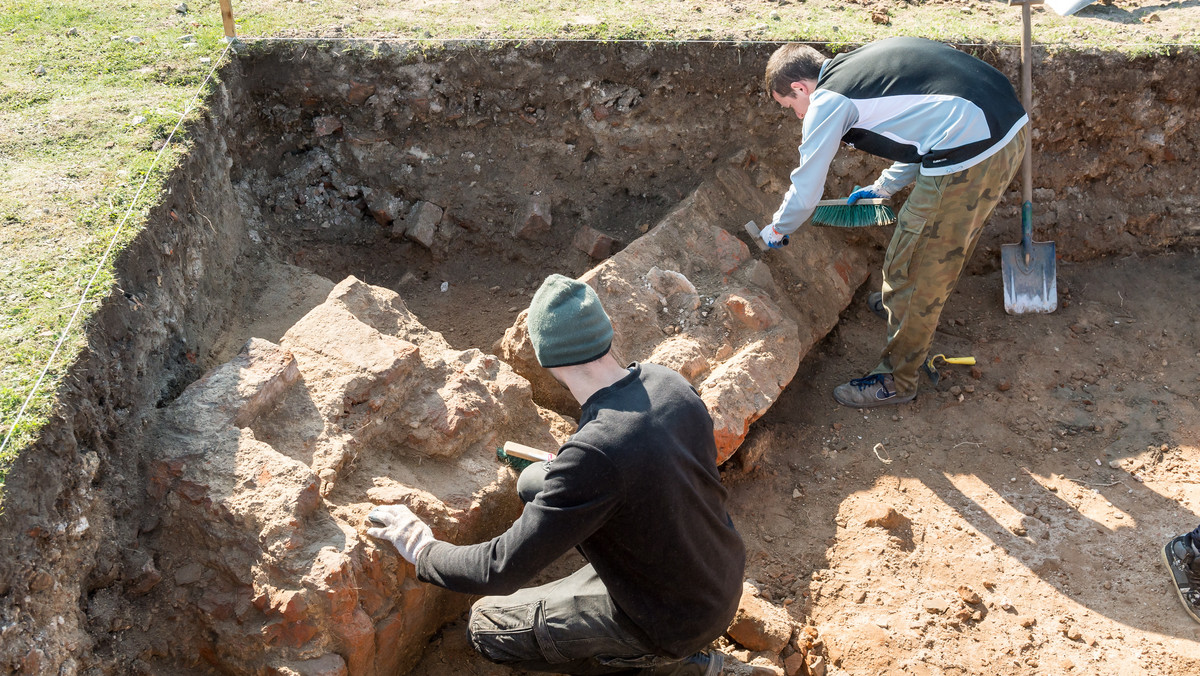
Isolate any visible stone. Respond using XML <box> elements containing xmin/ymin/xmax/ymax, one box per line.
<box><xmin>783</xmin><ymin>651</ymin><xmax>807</xmax><ymax>676</ymax></box>
<box><xmin>573</xmin><ymin>225</ymin><xmax>617</xmax><ymax>259</ymax></box>
<box><xmin>139</xmin><ymin>277</ymin><xmax>563</xmax><ymax>674</ymax></box>
<box><xmin>167</xmin><ymin>337</ymin><xmax>300</xmax><ymax>430</ymax></box>
<box><xmin>851</xmin><ymin>501</ymin><xmax>910</xmax><ymax>532</ymax></box>
<box><xmin>727</xmin><ymin>583</ymin><xmax>794</xmax><ymax>653</ymax></box>
<box><xmin>174</xmin><ymin>563</ymin><xmax>204</xmax><ymax>585</ymax></box>
<box><xmin>127</xmin><ymin>559</ymin><xmax>162</xmax><ymax>596</ymax></box>
<box><xmin>346</xmin><ymin>82</ymin><xmax>376</xmax><ymax>106</ymax></box>
<box><xmin>512</xmin><ymin>196</ymin><xmax>552</xmax><ymax>240</ymax></box>
<box><xmin>404</xmin><ymin>201</ymin><xmax>443</xmax><ymax>249</ymax></box>
<box><xmin>368</xmin><ymin>195</ymin><xmax>407</xmax><ymax>227</ymax></box>
<box><xmin>313</xmin><ymin>116</ymin><xmax>343</xmax><ymax>137</ymax></box>
<box><xmin>294</xmin><ymin>654</ymin><xmax>349</xmax><ymax>676</ymax></box>
<box><xmin>28</xmin><ymin>571</ymin><xmax>53</xmax><ymax>593</ymax></box>
<box><xmin>957</xmin><ymin>586</ymin><xmax>981</xmax><ymax>605</ymax></box>
<box><xmin>21</xmin><ymin>649</ymin><xmax>42</xmax><ymax>673</ymax></box>
<box><xmin>496</xmin><ymin>167</ymin><xmax>875</xmax><ymax>464</ymax></box>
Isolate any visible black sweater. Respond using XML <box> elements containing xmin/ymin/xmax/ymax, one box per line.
<box><xmin>417</xmin><ymin>362</ymin><xmax>745</xmax><ymax>658</ymax></box>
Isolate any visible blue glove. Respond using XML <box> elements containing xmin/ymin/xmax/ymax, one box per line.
<box><xmin>760</xmin><ymin>223</ymin><xmax>789</xmax><ymax>249</ymax></box>
<box><xmin>846</xmin><ymin>186</ymin><xmax>889</xmax><ymax>205</ymax></box>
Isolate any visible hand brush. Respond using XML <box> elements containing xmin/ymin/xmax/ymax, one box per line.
<box><xmin>809</xmin><ymin>197</ymin><xmax>896</xmax><ymax>228</ymax></box>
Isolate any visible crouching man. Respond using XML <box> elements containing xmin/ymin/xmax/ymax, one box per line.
<box><xmin>368</xmin><ymin>274</ymin><xmax>745</xmax><ymax>675</ymax></box>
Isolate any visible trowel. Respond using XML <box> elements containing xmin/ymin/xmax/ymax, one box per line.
<box><xmin>743</xmin><ymin>220</ymin><xmax>786</xmax><ymax>251</ymax></box>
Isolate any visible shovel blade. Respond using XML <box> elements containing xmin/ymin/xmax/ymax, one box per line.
<box><xmin>1001</xmin><ymin>240</ymin><xmax>1058</xmax><ymax>314</ymax></box>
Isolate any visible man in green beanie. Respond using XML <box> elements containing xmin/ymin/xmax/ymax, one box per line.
<box><xmin>368</xmin><ymin>274</ymin><xmax>744</xmax><ymax>676</ymax></box>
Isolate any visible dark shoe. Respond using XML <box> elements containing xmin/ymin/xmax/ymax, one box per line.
<box><xmin>833</xmin><ymin>373</ymin><xmax>916</xmax><ymax>408</ymax></box>
<box><xmin>638</xmin><ymin>651</ymin><xmax>723</xmax><ymax>676</ymax></box>
<box><xmin>1162</xmin><ymin>533</ymin><xmax>1200</xmax><ymax>624</ymax></box>
<box><xmin>867</xmin><ymin>291</ymin><xmax>887</xmax><ymax>320</ymax></box>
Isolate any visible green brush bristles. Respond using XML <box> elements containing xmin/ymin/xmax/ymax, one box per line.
<box><xmin>810</xmin><ymin>203</ymin><xmax>897</xmax><ymax>228</ymax></box>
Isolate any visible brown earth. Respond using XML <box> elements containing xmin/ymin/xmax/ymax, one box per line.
<box><xmin>3</xmin><ymin>38</ymin><xmax>1200</xmax><ymax>675</ymax></box>
<box><xmin>402</xmin><ymin>256</ymin><xmax>1200</xmax><ymax>676</ymax></box>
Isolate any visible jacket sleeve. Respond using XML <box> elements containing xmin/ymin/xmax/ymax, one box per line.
<box><xmin>415</xmin><ymin>444</ymin><xmax>621</xmax><ymax>596</ymax></box>
<box><xmin>769</xmin><ymin>90</ymin><xmax>859</xmax><ymax>236</ymax></box>
<box><xmin>874</xmin><ymin>161</ymin><xmax>920</xmax><ymax>195</ymax></box>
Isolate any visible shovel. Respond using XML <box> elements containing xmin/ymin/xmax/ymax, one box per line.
<box><xmin>1002</xmin><ymin>0</ymin><xmax>1057</xmax><ymax>314</ymax></box>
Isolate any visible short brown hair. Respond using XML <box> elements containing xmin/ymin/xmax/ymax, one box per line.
<box><xmin>763</xmin><ymin>44</ymin><xmax>827</xmax><ymax>96</ymax></box>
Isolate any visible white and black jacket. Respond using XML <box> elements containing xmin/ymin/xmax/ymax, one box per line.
<box><xmin>771</xmin><ymin>37</ymin><xmax>1028</xmax><ymax>235</ymax></box>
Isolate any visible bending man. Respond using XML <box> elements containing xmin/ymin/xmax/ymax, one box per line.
<box><xmin>761</xmin><ymin>37</ymin><xmax>1027</xmax><ymax>408</ymax></box>
<box><xmin>369</xmin><ymin>274</ymin><xmax>744</xmax><ymax>675</ymax></box>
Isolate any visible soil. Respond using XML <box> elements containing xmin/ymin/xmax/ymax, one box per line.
<box><xmin>735</xmin><ymin>254</ymin><xmax>1200</xmax><ymax>673</ymax></box>
<box><xmin>401</xmin><ymin>254</ymin><xmax>1200</xmax><ymax>675</ymax></box>
<box><xmin>4</xmin><ymin>36</ymin><xmax>1200</xmax><ymax>676</ymax></box>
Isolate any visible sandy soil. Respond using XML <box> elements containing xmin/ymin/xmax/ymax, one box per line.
<box><xmin>402</xmin><ymin>250</ymin><xmax>1200</xmax><ymax>675</ymax></box>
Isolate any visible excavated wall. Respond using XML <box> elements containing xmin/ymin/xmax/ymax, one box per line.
<box><xmin>0</xmin><ymin>40</ymin><xmax>1198</xmax><ymax>675</ymax></box>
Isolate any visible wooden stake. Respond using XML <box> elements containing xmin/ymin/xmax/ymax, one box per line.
<box><xmin>220</xmin><ymin>0</ymin><xmax>236</xmax><ymax>39</ymax></box>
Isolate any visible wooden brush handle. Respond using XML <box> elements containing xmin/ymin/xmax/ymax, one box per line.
<box><xmin>816</xmin><ymin>198</ymin><xmax>889</xmax><ymax>206</ymax></box>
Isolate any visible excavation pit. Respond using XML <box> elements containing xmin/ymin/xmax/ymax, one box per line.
<box><xmin>2</xmin><ymin>41</ymin><xmax>1200</xmax><ymax>675</ymax></box>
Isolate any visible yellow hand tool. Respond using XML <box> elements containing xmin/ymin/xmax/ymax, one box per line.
<box><xmin>922</xmin><ymin>354</ymin><xmax>976</xmax><ymax>386</ymax></box>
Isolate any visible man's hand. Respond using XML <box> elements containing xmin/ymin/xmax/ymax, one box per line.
<box><xmin>760</xmin><ymin>223</ymin><xmax>789</xmax><ymax>249</ymax></box>
<box><xmin>366</xmin><ymin>505</ymin><xmax>436</xmax><ymax>564</ymax></box>
<box><xmin>846</xmin><ymin>185</ymin><xmax>891</xmax><ymax>204</ymax></box>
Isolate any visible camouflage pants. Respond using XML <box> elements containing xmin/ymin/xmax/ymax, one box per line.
<box><xmin>870</xmin><ymin>127</ymin><xmax>1027</xmax><ymax>394</ymax></box>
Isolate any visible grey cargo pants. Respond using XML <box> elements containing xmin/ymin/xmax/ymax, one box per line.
<box><xmin>466</xmin><ymin>463</ymin><xmax>700</xmax><ymax>675</ymax></box>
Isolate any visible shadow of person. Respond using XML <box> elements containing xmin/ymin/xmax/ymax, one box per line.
<box><xmin>727</xmin><ymin>255</ymin><xmax>1200</xmax><ymax>658</ymax></box>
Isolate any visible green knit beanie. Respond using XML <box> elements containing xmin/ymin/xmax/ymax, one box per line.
<box><xmin>527</xmin><ymin>275</ymin><xmax>613</xmax><ymax>368</ymax></box>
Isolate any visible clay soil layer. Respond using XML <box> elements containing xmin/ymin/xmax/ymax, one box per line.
<box><xmin>1</xmin><ymin>41</ymin><xmax>1199</xmax><ymax>675</ymax></box>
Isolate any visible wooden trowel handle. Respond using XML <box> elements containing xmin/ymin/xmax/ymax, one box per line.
<box><xmin>503</xmin><ymin>441</ymin><xmax>557</xmax><ymax>463</ymax></box>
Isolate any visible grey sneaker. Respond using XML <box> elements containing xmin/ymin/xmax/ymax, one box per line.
<box><xmin>1162</xmin><ymin>533</ymin><xmax>1200</xmax><ymax>624</ymax></box>
<box><xmin>639</xmin><ymin>650</ymin><xmax>723</xmax><ymax>675</ymax></box>
<box><xmin>833</xmin><ymin>373</ymin><xmax>916</xmax><ymax>408</ymax></box>
<box><xmin>868</xmin><ymin>291</ymin><xmax>888</xmax><ymax>320</ymax></box>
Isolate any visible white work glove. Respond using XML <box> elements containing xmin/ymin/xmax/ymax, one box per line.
<box><xmin>366</xmin><ymin>505</ymin><xmax>437</xmax><ymax>564</ymax></box>
<box><xmin>759</xmin><ymin>223</ymin><xmax>789</xmax><ymax>249</ymax></box>
<box><xmin>846</xmin><ymin>184</ymin><xmax>893</xmax><ymax>204</ymax></box>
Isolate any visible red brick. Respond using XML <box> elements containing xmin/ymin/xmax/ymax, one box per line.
<box><xmin>333</xmin><ymin>608</ymin><xmax>375</xmax><ymax>675</ymax></box>
<box><xmin>512</xmin><ymin>197</ymin><xmax>553</xmax><ymax>240</ymax></box>
<box><xmin>573</xmin><ymin>226</ymin><xmax>617</xmax><ymax>259</ymax></box>
<box><xmin>313</xmin><ymin>116</ymin><xmax>342</xmax><ymax>137</ymax></box>
<box><xmin>346</xmin><ymin>82</ymin><xmax>376</xmax><ymax>106</ymax></box>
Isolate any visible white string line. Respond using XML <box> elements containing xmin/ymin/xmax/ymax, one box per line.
<box><xmin>0</xmin><ymin>42</ymin><xmax>235</xmax><ymax>459</ymax></box>
<box><xmin>242</xmin><ymin>36</ymin><xmax>1200</xmax><ymax>48</ymax></box>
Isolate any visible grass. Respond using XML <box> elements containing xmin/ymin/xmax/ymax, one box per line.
<box><xmin>0</xmin><ymin>0</ymin><xmax>1196</xmax><ymax>498</ymax></box>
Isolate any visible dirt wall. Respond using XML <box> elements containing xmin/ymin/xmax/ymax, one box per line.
<box><xmin>0</xmin><ymin>73</ymin><xmax>258</xmax><ymax>673</ymax></box>
<box><xmin>230</xmin><ymin>41</ymin><xmax>1200</xmax><ymax>276</ymax></box>
<box><xmin>1</xmin><ymin>40</ymin><xmax>1198</xmax><ymax>675</ymax></box>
